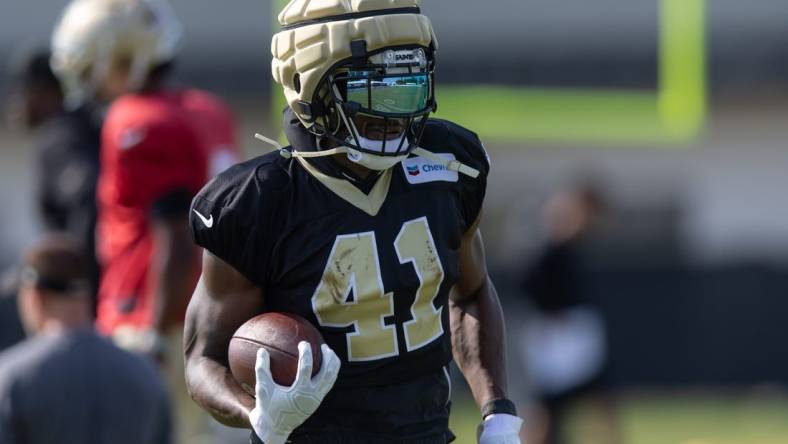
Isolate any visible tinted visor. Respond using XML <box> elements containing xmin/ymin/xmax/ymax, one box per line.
<box><xmin>346</xmin><ymin>71</ymin><xmax>430</xmax><ymax>115</ymax></box>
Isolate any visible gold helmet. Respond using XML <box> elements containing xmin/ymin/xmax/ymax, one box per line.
<box><xmin>271</xmin><ymin>0</ymin><xmax>439</xmax><ymax>167</ymax></box>
<box><xmin>51</xmin><ymin>0</ymin><xmax>183</xmax><ymax>108</ymax></box>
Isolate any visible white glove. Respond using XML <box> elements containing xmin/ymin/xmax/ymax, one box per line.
<box><xmin>478</xmin><ymin>414</ymin><xmax>524</xmax><ymax>444</ymax></box>
<box><xmin>249</xmin><ymin>342</ymin><xmax>341</xmax><ymax>444</ymax></box>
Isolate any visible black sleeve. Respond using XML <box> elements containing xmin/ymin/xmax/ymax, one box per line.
<box><xmin>190</xmin><ymin>156</ymin><xmax>288</xmax><ymax>286</ymax></box>
<box><xmin>451</xmin><ymin>126</ymin><xmax>491</xmax><ymax>230</ymax></box>
<box><xmin>190</xmin><ymin>192</ymin><xmax>250</xmax><ymax>275</ymax></box>
<box><xmin>151</xmin><ymin>188</ymin><xmax>193</xmax><ymax>221</ymax></box>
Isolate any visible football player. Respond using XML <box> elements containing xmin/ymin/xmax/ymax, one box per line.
<box><xmin>50</xmin><ymin>0</ymin><xmax>239</xmax><ymax>442</ymax></box>
<box><xmin>6</xmin><ymin>49</ymin><xmax>102</xmax><ymax>307</ymax></box>
<box><xmin>185</xmin><ymin>1</ymin><xmax>523</xmax><ymax>443</ymax></box>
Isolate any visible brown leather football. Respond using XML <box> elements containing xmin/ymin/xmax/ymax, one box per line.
<box><xmin>228</xmin><ymin>312</ymin><xmax>324</xmax><ymax>395</ymax></box>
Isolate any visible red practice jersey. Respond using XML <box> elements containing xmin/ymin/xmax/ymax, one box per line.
<box><xmin>96</xmin><ymin>89</ymin><xmax>237</xmax><ymax>334</ymax></box>
<box><xmin>177</xmin><ymin>89</ymin><xmax>240</xmax><ymax>177</ymax></box>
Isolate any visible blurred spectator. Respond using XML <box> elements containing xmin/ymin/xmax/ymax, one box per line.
<box><xmin>49</xmin><ymin>1</ymin><xmax>239</xmax><ymax>442</ymax></box>
<box><xmin>5</xmin><ymin>49</ymin><xmax>101</xmax><ymax>305</ymax></box>
<box><xmin>0</xmin><ymin>233</ymin><xmax>171</xmax><ymax>444</ymax></box>
<box><xmin>520</xmin><ymin>184</ymin><xmax>618</xmax><ymax>444</ymax></box>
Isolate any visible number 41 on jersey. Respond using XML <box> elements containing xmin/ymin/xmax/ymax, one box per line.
<box><xmin>311</xmin><ymin>217</ymin><xmax>445</xmax><ymax>361</ymax></box>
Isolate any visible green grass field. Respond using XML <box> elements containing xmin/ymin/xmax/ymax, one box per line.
<box><xmin>449</xmin><ymin>390</ymin><xmax>788</xmax><ymax>444</ymax></box>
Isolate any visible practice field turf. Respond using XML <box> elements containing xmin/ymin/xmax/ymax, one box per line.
<box><xmin>449</xmin><ymin>391</ymin><xmax>788</xmax><ymax>444</ymax></box>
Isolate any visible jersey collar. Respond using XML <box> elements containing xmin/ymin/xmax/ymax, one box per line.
<box><xmin>295</xmin><ymin>155</ymin><xmax>392</xmax><ymax>216</ymax></box>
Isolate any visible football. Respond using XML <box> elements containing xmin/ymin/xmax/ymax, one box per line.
<box><xmin>228</xmin><ymin>312</ymin><xmax>325</xmax><ymax>394</ymax></box>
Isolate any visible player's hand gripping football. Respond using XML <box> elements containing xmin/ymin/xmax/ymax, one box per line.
<box><xmin>478</xmin><ymin>414</ymin><xmax>524</xmax><ymax>444</ymax></box>
<box><xmin>249</xmin><ymin>341</ymin><xmax>341</xmax><ymax>444</ymax></box>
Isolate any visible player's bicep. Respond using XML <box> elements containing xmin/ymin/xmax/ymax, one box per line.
<box><xmin>452</xmin><ymin>214</ymin><xmax>489</xmax><ymax>302</ymax></box>
<box><xmin>184</xmin><ymin>251</ymin><xmax>263</xmax><ymax>363</ymax></box>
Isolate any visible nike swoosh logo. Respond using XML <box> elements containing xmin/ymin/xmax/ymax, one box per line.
<box><xmin>192</xmin><ymin>209</ymin><xmax>214</xmax><ymax>228</ymax></box>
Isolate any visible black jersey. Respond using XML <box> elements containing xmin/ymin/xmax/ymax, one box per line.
<box><xmin>191</xmin><ymin>118</ymin><xmax>488</xmax><ymax>387</ymax></box>
<box><xmin>35</xmin><ymin>107</ymin><xmax>101</xmax><ymax>299</ymax></box>
<box><xmin>36</xmin><ymin>107</ymin><xmax>100</xmax><ymax>240</ymax></box>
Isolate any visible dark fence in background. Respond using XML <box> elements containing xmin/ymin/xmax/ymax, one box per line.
<box><xmin>579</xmin><ymin>264</ymin><xmax>788</xmax><ymax>387</ymax></box>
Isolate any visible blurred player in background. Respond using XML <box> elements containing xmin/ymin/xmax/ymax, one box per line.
<box><xmin>50</xmin><ymin>0</ymin><xmax>239</xmax><ymax>442</ymax></box>
<box><xmin>5</xmin><ymin>49</ymin><xmax>101</xmax><ymax>308</ymax></box>
<box><xmin>0</xmin><ymin>234</ymin><xmax>171</xmax><ymax>444</ymax></box>
<box><xmin>521</xmin><ymin>185</ymin><xmax>618</xmax><ymax>444</ymax></box>
<box><xmin>185</xmin><ymin>1</ymin><xmax>522</xmax><ymax>443</ymax></box>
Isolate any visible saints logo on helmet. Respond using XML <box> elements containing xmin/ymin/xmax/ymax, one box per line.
<box><xmin>51</xmin><ymin>0</ymin><xmax>183</xmax><ymax>108</ymax></box>
<box><xmin>271</xmin><ymin>0</ymin><xmax>440</xmax><ymax>171</ymax></box>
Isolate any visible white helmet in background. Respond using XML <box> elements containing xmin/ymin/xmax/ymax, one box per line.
<box><xmin>51</xmin><ymin>0</ymin><xmax>183</xmax><ymax>108</ymax></box>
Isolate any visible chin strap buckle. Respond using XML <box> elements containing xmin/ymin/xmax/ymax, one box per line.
<box><xmin>254</xmin><ymin>133</ymin><xmax>293</xmax><ymax>159</ymax></box>
<box><xmin>447</xmin><ymin>160</ymin><xmax>463</xmax><ymax>173</ymax></box>
<box><xmin>412</xmin><ymin>147</ymin><xmax>480</xmax><ymax>179</ymax></box>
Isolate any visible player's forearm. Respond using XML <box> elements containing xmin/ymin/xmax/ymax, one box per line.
<box><xmin>183</xmin><ymin>305</ymin><xmax>254</xmax><ymax>428</ymax></box>
<box><xmin>184</xmin><ymin>355</ymin><xmax>255</xmax><ymax>428</ymax></box>
<box><xmin>152</xmin><ymin>256</ymin><xmax>194</xmax><ymax>332</ymax></box>
<box><xmin>450</xmin><ymin>276</ymin><xmax>509</xmax><ymax>408</ymax></box>
<box><xmin>183</xmin><ymin>271</ymin><xmax>264</xmax><ymax>430</ymax></box>
<box><xmin>151</xmin><ymin>220</ymin><xmax>196</xmax><ymax>332</ymax></box>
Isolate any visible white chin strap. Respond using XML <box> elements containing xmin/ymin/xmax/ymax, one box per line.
<box><xmin>254</xmin><ymin>133</ymin><xmax>480</xmax><ymax>179</ymax></box>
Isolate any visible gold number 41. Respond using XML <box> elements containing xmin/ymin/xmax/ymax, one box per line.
<box><xmin>311</xmin><ymin>217</ymin><xmax>445</xmax><ymax>362</ymax></box>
